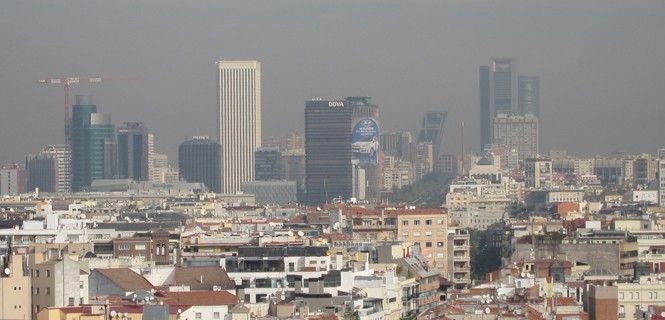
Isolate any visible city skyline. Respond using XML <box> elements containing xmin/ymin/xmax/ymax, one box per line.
<box><xmin>1</xmin><ymin>1</ymin><xmax>664</xmax><ymax>165</ymax></box>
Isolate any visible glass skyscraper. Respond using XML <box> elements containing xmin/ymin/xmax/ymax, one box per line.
<box><xmin>518</xmin><ymin>76</ymin><xmax>540</xmax><ymax>116</ymax></box>
<box><xmin>71</xmin><ymin>95</ymin><xmax>115</xmax><ymax>191</ymax></box>
<box><xmin>178</xmin><ymin>136</ymin><xmax>221</xmax><ymax>193</ymax></box>
<box><xmin>305</xmin><ymin>99</ymin><xmax>352</xmax><ymax>204</ymax></box>
<box><xmin>117</xmin><ymin>122</ymin><xmax>149</xmax><ymax>181</ymax></box>
<box><xmin>491</xmin><ymin>58</ymin><xmax>514</xmax><ymax>115</ymax></box>
<box><xmin>479</xmin><ymin>66</ymin><xmax>491</xmax><ymax>151</ymax></box>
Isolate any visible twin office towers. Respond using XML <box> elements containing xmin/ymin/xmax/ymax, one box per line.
<box><xmin>479</xmin><ymin>58</ymin><xmax>541</xmax><ymax>160</ymax></box>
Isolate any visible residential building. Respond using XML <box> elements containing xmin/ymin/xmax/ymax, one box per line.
<box><xmin>617</xmin><ymin>276</ymin><xmax>665</xmax><ymax>320</ymax></box>
<box><xmin>178</xmin><ymin>136</ymin><xmax>221</xmax><ymax>193</ymax></box>
<box><xmin>217</xmin><ymin>60</ymin><xmax>262</xmax><ymax>194</ymax></box>
<box><xmin>380</xmin><ymin>131</ymin><xmax>415</xmax><ymax>163</ymax></box>
<box><xmin>116</xmin><ymin>122</ymin><xmax>149</xmax><ymax>181</ymax></box>
<box><xmin>0</xmin><ymin>255</ymin><xmax>31</xmax><ymax>320</ymax></box>
<box><xmin>493</xmin><ymin>113</ymin><xmax>539</xmax><ymax>162</ymax></box>
<box><xmin>305</xmin><ymin>99</ymin><xmax>352</xmax><ymax>204</ymax></box>
<box><xmin>395</xmin><ymin>209</ymin><xmax>449</xmax><ymax>275</ymax></box>
<box><xmin>31</xmin><ymin>254</ymin><xmax>84</xmax><ymax>317</ymax></box>
<box><xmin>382</xmin><ymin>156</ymin><xmax>413</xmax><ymax>190</ymax></box>
<box><xmin>448</xmin><ymin>228</ymin><xmax>471</xmax><ymax>289</ymax></box>
<box><xmin>0</xmin><ymin>163</ymin><xmax>26</xmax><ymax>196</ymax></box>
<box><xmin>415</xmin><ymin>142</ymin><xmax>434</xmax><ymax>180</ymax></box>
<box><xmin>525</xmin><ymin>157</ymin><xmax>553</xmax><ymax>189</ymax></box>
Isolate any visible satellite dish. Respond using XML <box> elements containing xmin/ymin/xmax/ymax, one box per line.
<box><xmin>4</xmin><ymin>268</ymin><xmax>10</xmax><ymax>275</ymax></box>
<box><xmin>288</xmin><ymin>231</ymin><xmax>294</xmax><ymax>237</ymax></box>
<box><xmin>298</xmin><ymin>231</ymin><xmax>305</xmax><ymax>237</ymax></box>
<box><xmin>485</xmin><ymin>307</ymin><xmax>491</xmax><ymax>314</ymax></box>
<box><xmin>177</xmin><ymin>309</ymin><xmax>182</xmax><ymax>314</ymax></box>
<box><xmin>110</xmin><ymin>311</ymin><xmax>117</xmax><ymax>317</ymax></box>
<box><xmin>259</xmin><ymin>232</ymin><xmax>264</xmax><ymax>237</ymax></box>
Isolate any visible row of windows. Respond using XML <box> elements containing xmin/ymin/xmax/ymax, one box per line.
<box><xmin>32</xmin><ymin>269</ymin><xmax>50</xmax><ymax>277</ymax></box>
<box><xmin>413</xmin><ymin>242</ymin><xmax>445</xmax><ymax>248</ymax></box>
<box><xmin>619</xmin><ymin>291</ymin><xmax>659</xmax><ymax>300</ymax></box>
<box><xmin>401</xmin><ymin>219</ymin><xmax>444</xmax><ymax>226</ymax></box>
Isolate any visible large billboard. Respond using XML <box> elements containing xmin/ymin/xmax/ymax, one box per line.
<box><xmin>352</xmin><ymin>118</ymin><xmax>379</xmax><ymax>165</ymax></box>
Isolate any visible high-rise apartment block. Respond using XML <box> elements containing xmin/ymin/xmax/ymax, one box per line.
<box><xmin>305</xmin><ymin>99</ymin><xmax>352</xmax><ymax>204</ymax></box>
<box><xmin>524</xmin><ymin>157</ymin><xmax>553</xmax><ymax>189</ymax></box>
<box><xmin>415</xmin><ymin>142</ymin><xmax>434</xmax><ymax>180</ymax></box>
<box><xmin>382</xmin><ymin>156</ymin><xmax>413</xmax><ymax>190</ymax></box>
<box><xmin>217</xmin><ymin>60</ymin><xmax>261</xmax><ymax>194</ymax></box>
<box><xmin>0</xmin><ymin>163</ymin><xmax>26</xmax><ymax>196</ymax></box>
<box><xmin>493</xmin><ymin>113</ymin><xmax>539</xmax><ymax>162</ymax></box>
<box><xmin>178</xmin><ymin>136</ymin><xmax>221</xmax><ymax>193</ymax></box>
<box><xmin>117</xmin><ymin>122</ymin><xmax>149</xmax><ymax>181</ymax></box>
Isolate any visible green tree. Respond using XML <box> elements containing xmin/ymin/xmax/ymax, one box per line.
<box><xmin>470</xmin><ymin>222</ymin><xmax>506</xmax><ymax>279</ymax></box>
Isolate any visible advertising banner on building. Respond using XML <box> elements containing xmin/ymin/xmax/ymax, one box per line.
<box><xmin>352</xmin><ymin>118</ymin><xmax>379</xmax><ymax>165</ymax></box>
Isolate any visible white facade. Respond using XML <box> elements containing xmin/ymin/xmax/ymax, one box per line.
<box><xmin>217</xmin><ymin>60</ymin><xmax>262</xmax><ymax>194</ymax></box>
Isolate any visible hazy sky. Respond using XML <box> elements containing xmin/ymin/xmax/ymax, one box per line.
<box><xmin>1</xmin><ymin>0</ymin><xmax>664</xmax><ymax>165</ymax></box>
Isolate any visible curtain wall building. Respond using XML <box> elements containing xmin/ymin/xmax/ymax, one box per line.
<box><xmin>305</xmin><ymin>99</ymin><xmax>352</xmax><ymax>204</ymax></box>
<box><xmin>178</xmin><ymin>136</ymin><xmax>221</xmax><ymax>193</ymax></box>
<box><xmin>217</xmin><ymin>60</ymin><xmax>261</xmax><ymax>194</ymax></box>
<box><xmin>117</xmin><ymin>122</ymin><xmax>149</xmax><ymax>181</ymax></box>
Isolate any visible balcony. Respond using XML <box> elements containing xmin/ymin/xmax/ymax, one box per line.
<box><xmin>453</xmin><ymin>255</ymin><xmax>469</xmax><ymax>261</ymax></box>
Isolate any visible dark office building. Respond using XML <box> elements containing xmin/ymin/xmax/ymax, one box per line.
<box><xmin>26</xmin><ymin>153</ymin><xmax>56</xmax><ymax>193</ymax></box>
<box><xmin>305</xmin><ymin>99</ymin><xmax>352</xmax><ymax>204</ymax></box>
<box><xmin>70</xmin><ymin>95</ymin><xmax>116</xmax><ymax>191</ymax></box>
<box><xmin>380</xmin><ymin>131</ymin><xmax>415</xmax><ymax>163</ymax></box>
<box><xmin>178</xmin><ymin>137</ymin><xmax>221</xmax><ymax>193</ymax></box>
<box><xmin>479</xmin><ymin>66</ymin><xmax>491</xmax><ymax>151</ymax></box>
<box><xmin>518</xmin><ymin>76</ymin><xmax>540</xmax><ymax>116</ymax></box>
<box><xmin>491</xmin><ymin>58</ymin><xmax>514</xmax><ymax>115</ymax></box>
<box><xmin>255</xmin><ymin>147</ymin><xmax>282</xmax><ymax>181</ymax></box>
<box><xmin>117</xmin><ymin>122</ymin><xmax>149</xmax><ymax>181</ymax></box>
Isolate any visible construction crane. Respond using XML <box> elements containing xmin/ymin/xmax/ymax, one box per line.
<box><xmin>38</xmin><ymin>77</ymin><xmax>102</xmax><ymax>145</ymax></box>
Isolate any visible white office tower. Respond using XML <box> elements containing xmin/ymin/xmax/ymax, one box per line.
<box><xmin>217</xmin><ymin>60</ymin><xmax>262</xmax><ymax>194</ymax></box>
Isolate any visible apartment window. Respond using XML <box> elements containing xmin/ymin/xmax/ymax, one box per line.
<box><xmin>195</xmin><ymin>312</ymin><xmax>202</xmax><ymax>320</ymax></box>
<box><xmin>214</xmin><ymin>312</ymin><xmax>221</xmax><ymax>319</ymax></box>
<box><xmin>46</xmin><ymin>288</ymin><xmax>50</xmax><ymax>295</ymax></box>
<box><xmin>135</xmin><ymin>244</ymin><xmax>146</xmax><ymax>250</ymax></box>
<box><xmin>425</xmin><ymin>242</ymin><xmax>432</xmax><ymax>248</ymax></box>
<box><xmin>118</xmin><ymin>244</ymin><xmax>130</xmax><ymax>251</ymax></box>
<box><xmin>68</xmin><ymin>297</ymin><xmax>74</xmax><ymax>306</ymax></box>
<box><xmin>80</xmin><ymin>281</ymin><xmax>84</xmax><ymax>289</ymax></box>
<box><xmin>437</xmin><ymin>220</ymin><xmax>444</xmax><ymax>224</ymax></box>
<box><xmin>414</xmin><ymin>220</ymin><xmax>421</xmax><ymax>225</ymax></box>
<box><xmin>36</xmin><ymin>270</ymin><xmax>39</xmax><ymax>277</ymax></box>
<box><xmin>425</xmin><ymin>220</ymin><xmax>432</xmax><ymax>225</ymax></box>
<box><xmin>46</xmin><ymin>270</ymin><xmax>50</xmax><ymax>277</ymax></box>
<box><xmin>402</xmin><ymin>220</ymin><xmax>409</xmax><ymax>226</ymax></box>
